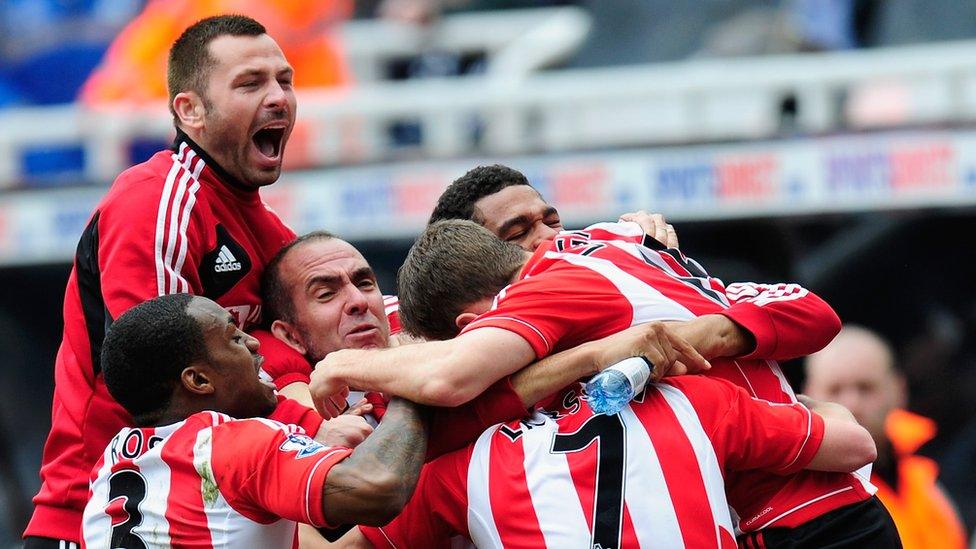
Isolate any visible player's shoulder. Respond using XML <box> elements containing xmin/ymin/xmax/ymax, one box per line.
<box><xmin>204</xmin><ymin>415</ymin><xmax>303</xmax><ymax>457</ymax></box>
<box><xmin>209</xmin><ymin>414</ymin><xmax>293</xmax><ymax>435</ymax></box>
<box><xmin>100</xmin><ymin>149</ymin><xmax>212</xmax><ymax>215</ymax></box>
<box><xmin>212</xmin><ymin>416</ymin><xmax>347</xmax><ymax>464</ymax></box>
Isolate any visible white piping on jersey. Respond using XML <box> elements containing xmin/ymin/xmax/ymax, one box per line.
<box><xmin>467</xmin><ymin>426</ymin><xmax>505</xmax><ymax>548</ymax></box>
<box><xmin>163</xmin><ymin>159</ymin><xmax>190</xmax><ymax>292</ymax></box>
<box><xmin>753</xmin><ymin>486</ymin><xmax>854</xmax><ymax>531</ymax></box>
<box><xmin>171</xmin><ymin>157</ymin><xmax>204</xmax><ymax>292</ymax></box>
<box><xmin>375</xmin><ymin>526</ymin><xmax>401</xmax><ymax>549</ymax></box>
<box><xmin>156</xmin><ymin>143</ymin><xmax>188</xmax><ymax>295</ymax></box>
<box><xmin>657</xmin><ymin>383</ymin><xmax>736</xmax><ymax>546</ymax></box>
<box><xmin>155</xmin><ymin>144</ymin><xmax>206</xmax><ymax>295</ymax></box>
<box><xmin>777</xmin><ymin>401</ymin><xmax>815</xmax><ymax>473</ymax></box>
<box><xmin>768</xmin><ymin>359</ymin><xmax>797</xmax><ymax>403</ymax></box>
<box><xmin>731</xmin><ymin>360</ymin><xmax>759</xmax><ymax>398</ymax></box>
<box><xmin>163</xmin><ymin>149</ymin><xmax>199</xmax><ymax>293</ymax></box>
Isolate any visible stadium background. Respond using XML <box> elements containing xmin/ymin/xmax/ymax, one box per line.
<box><xmin>1</xmin><ymin>0</ymin><xmax>975</xmax><ymax>545</ymax></box>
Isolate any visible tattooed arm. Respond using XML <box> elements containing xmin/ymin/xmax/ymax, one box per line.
<box><xmin>321</xmin><ymin>398</ymin><xmax>428</xmax><ymax>526</ymax></box>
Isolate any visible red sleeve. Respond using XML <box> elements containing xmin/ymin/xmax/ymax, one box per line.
<box><xmin>671</xmin><ymin>377</ymin><xmax>825</xmax><ymax>475</ymax></box>
<box><xmin>425</xmin><ymin>377</ymin><xmax>526</xmax><ymax>460</ymax></box>
<box><xmin>268</xmin><ymin>395</ymin><xmax>323</xmax><ymax>436</ymax></box>
<box><xmin>460</xmin><ymin>268</ymin><xmax>631</xmax><ymax>359</ymax></box>
<box><xmin>251</xmin><ymin>329</ymin><xmax>313</xmax><ymax>389</ymax></box>
<box><xmin>721</xmin><ymin>283</ymin><xmax>841</xmax><ymax>362</ymax></box>
<box><xmin>211</xmin><ymin>419</ymin><xmax>353</xmax><ymax>528</ymax></box>
<box><xmin>360</xmin><ymin>448</ymin><xmax>470</xmax><ymax>548</ymax></box>
<box><xmin>96</xmin><ymin>168</ymin><xmax>209</xmax><ymax>319</ymax></box>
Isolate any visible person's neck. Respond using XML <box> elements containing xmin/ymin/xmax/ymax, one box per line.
<box><xmin>151</xmin><ymin>398</ymin><xmax>215</xmax><ymax>427</ymax></box>
<box><xmin>513</xmin><ymin>257</ymin><xmax>531</xmax><ymax>282</ymax></box>
<box><xmin>173</xmin><ymin>128</ymin><xmax>253</xmax><ymax>193</ymax></box>
<box><xmin>873</xmin><ymin>437</ymin><xmax>899</xmax><ymax>489</ymax></box>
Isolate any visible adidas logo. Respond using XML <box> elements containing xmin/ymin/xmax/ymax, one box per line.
<box><xmin>214</xmin><ymin>245</ymin><xmax>242</xmax><ymax>272</ymax></box>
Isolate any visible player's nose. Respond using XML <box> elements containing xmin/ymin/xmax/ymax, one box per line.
<box><xmin>530</xmin><ymin>224</ymin><xmax>559</xmax><ymax>251</ymax></box>
<box><xmin>245</xmin><ymin>333</ymin><xmax>260</xmax><ymax>352</ymax></box>
<box><xmin>344</xmin><ymin>285</ymin><xmax>369</xmax><ymax>315</ymax></box>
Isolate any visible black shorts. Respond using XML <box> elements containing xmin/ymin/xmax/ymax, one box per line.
<box><xmin>738</xmin><ymin>496</ymin><xmax>902</xmax><ymax>549</ymax></box>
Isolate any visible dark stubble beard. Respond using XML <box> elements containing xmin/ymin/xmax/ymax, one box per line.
<box><xmin>299</xmin><ymin>325</ymin><xmax>329</xmax><ymax>364</ymax></box>
<box><xmin>202</xmin><ymin>106</ymin><xmax>254</xmax><ymax>185</ymax></box>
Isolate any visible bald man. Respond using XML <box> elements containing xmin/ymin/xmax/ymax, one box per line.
<box><xmin>805</xmin><ymin>325</ymin><xmax>966</xmax><ymax>549</ymax></box>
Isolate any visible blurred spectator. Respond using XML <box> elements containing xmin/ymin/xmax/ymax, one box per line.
<box><xmin>805</xmin><ymin>325</ymin><xmax>967</xmax><ymax>549</ymax></box>
<box><xmin>80</xmin><ymin>0</ymin><xmax>353</xmax><ymax>105</ymax></box>
<box><xmin>0</xmin><ymin>0</ymin><xmax>141</xmax><ymax>106</ymax></box>
<box><xmin>789</xmin><ymin>0</ymin><xmax>857</xmax><ymax>50</ymax></box>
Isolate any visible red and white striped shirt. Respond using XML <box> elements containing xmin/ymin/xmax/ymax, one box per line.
<box><xmin>460</xmin><ymin>222</ymin><xmax>872</xmax><ymax>531</ymax></box>
<box><xmin>383</xmin><ymin>295</ymin><xmax>402</xmax><ymax>335</ymax></box>
<box><xmin>82</xmin><ymin>412</ymin><xmax>351</xmax><ymax>548</ymax></box>
<box><xmin>362</xmin><ymin>377</ymin><xmax>824</xmax><ymax>549</ymax></box>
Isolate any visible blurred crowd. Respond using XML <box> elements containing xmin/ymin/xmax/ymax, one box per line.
<box><xmin>3</xmin><ymin>0</ymin><xmax>976</xmax><ymax>108</ymax></box>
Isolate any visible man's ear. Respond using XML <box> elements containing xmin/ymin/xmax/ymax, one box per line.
<box><xmin>455</xmin><ymin>312</ymin><xmax>479</xmax><ymax>332</ymax></box>
<box><xmin>271</xmin><ymin>319</ymin><xmax>307</xmax><ymax>356</ymax></box>
<box><xmin>181</xmin><ymin>365</ymin><xmax>216</xmax><ymax>396</ymax></box>
<box><xmin>172</xmin><ymin>91</ymin><xmax>206</xmax><ymax>130</ymax></box>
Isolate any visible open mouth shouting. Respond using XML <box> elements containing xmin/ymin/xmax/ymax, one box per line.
<box><xmin>251</xmin><ymin>123</ymin><xmax>287</xmax><ymax>167</ymax></box>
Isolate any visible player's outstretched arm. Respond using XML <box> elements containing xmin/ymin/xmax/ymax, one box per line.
<box><xmin>800</xmin><ymin>395</ymin><xmax>877</xmax><ymax>472</ymax></box>
<box><xmin>663</xmin><ymin>314</ymin><xmax>754</xmax><ymax>363</ymax></box>
<box><xmin>310</xmin><ymin>328</ymin><xmax>536</xmax><ymax>416</ymax></box>
<box><xmin>722</xmin><ymin>282</ymin><xmax>841</xmax><ymax>361</ymax></box>
<box><xmin>321</xmin><ymin>398</ymin><xmax>428</xmax><ymax>526</ymax></box>
<box><xmin>510</xmin><ymin>321</ymin><xmax>711</xmax><ymax>405</ymax></box>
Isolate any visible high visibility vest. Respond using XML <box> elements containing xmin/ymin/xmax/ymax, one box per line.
<box><xmin>873</xmin><ymin>409</ymin><xmax>967</xmax><ymax>549</ymax></box>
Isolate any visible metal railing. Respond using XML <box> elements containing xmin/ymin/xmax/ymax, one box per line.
<box><xmin>4</xmin><ymin>14</ymin><xmax>976</xmax><ymax>188</ymax></box>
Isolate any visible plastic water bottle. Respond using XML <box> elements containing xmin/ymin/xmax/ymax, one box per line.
<box><xmin>585</xmin><ymin>356</ymin><xmax>653</xmax><ymax>415</ymax></box>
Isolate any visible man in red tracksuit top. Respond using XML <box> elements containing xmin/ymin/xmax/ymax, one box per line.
<box><xmin>25</xmin><ymin>16</ymin><xmax>323</xmax><ymax>546</ymax></box>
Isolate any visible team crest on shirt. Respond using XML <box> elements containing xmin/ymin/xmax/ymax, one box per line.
<box><xmin>279</xmin><ymin>434</ymin><xmax>327</xmax><ymax>459</ymax></box>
